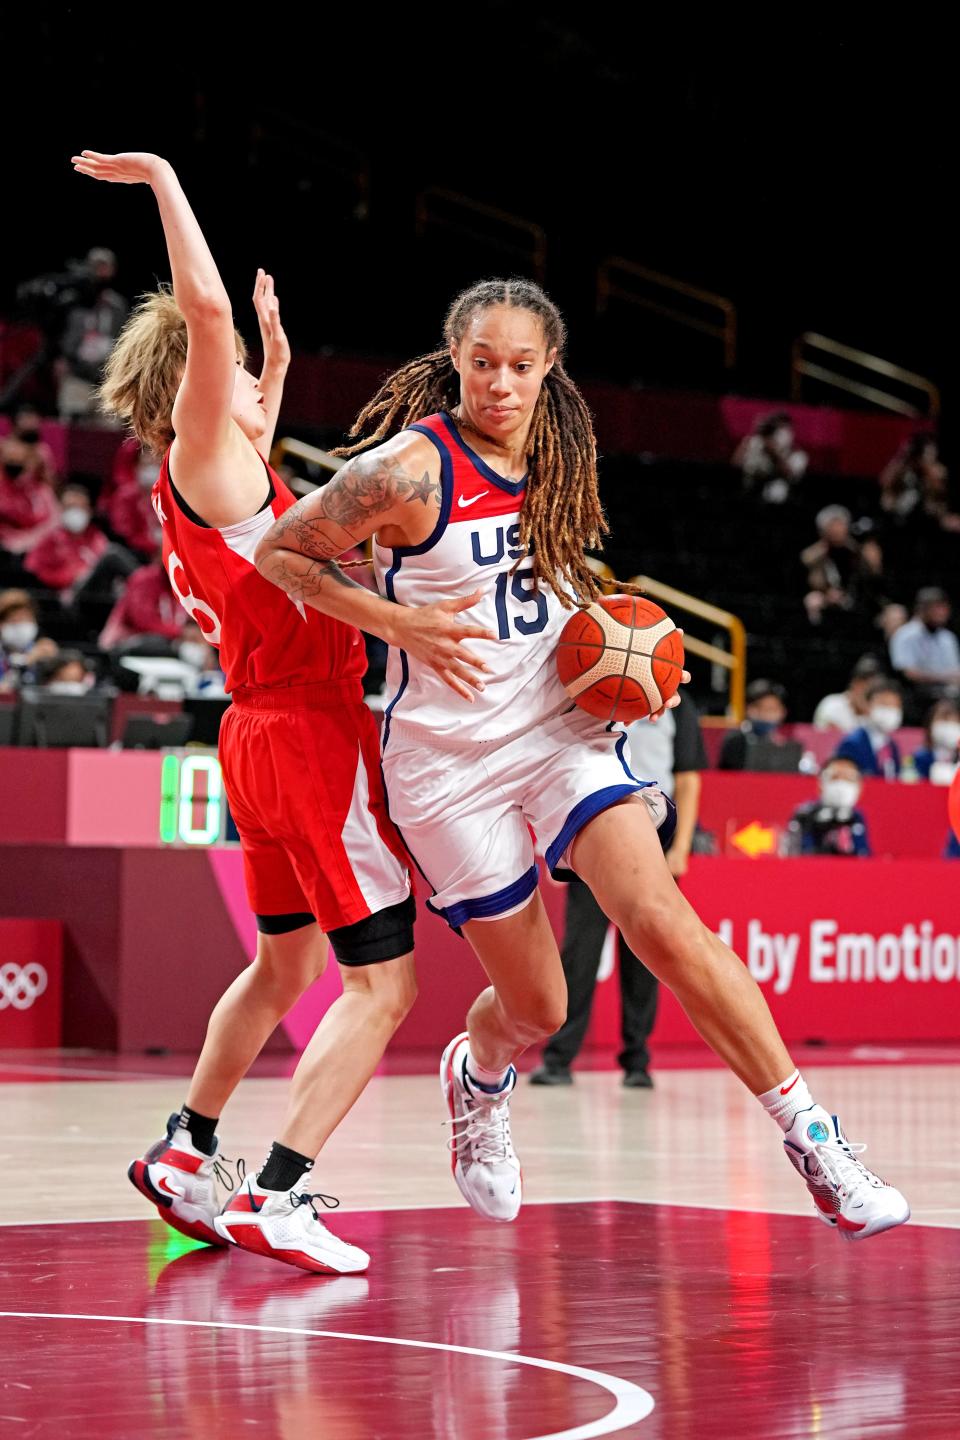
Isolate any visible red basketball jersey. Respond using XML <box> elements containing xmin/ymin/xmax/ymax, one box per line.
<box><xmin>152</xmin><ymin>448</ymin><xmax>366</xmax><ymax>692</ymax></box>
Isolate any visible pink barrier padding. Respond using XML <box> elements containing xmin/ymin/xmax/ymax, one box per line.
<box><xmin>66</xmin><ymin>750</ymin><xmax>163</xmax><ymax>846</ymax></box>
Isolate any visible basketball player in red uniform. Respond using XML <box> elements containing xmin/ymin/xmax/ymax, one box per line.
<box><xmin>255</xmin><ymin>278</ymin><xmax>909</xmax><ymax>1244</ymax></box>
<box><xmin>73</xmin><ymin>150</ymin><xmax>491</xmax><ymax>1274</ymax></box>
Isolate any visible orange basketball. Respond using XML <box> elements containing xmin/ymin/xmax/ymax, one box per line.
<box><xmin>556</xmin><ymin>595</ymin><xmax>684</xmax><ymax>723</ymax></box>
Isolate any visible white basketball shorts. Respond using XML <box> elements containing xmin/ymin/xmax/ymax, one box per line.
<box><xmin>382</xmin><ymin>703</ymin><xmax>676</xmax><ymax>930</ymax></box>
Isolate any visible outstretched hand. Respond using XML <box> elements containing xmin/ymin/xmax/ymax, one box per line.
<box><xmin>71</xmin><ymin>150</ymin><xmax>166</xmax><ymax>185</ymax></box>
<box><xmin>253</xmin><ymin>269</ymin><xmax>291</xmax><ymax>371</ymax></box>
<box><xmin>391</xmin><ymin>590</ymin><xmax>496</xmax><ymax>702</ymax></box>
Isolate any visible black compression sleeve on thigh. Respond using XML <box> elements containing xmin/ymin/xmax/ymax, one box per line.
<box><xmin>327</xmin><ymin>892</ymin><xmax>416</xmax><ymax>967</ymax></box>
<box><xmin>255</xmin><ymin>911</ymin><xmax>316</xmax><ymax>935</ymax></box>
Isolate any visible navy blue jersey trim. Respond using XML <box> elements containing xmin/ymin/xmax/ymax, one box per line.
<box><xmin>387</xmin><ymin>423</ymin><xmax>454</xmax><ymax>556</ymax></box>
<box><xmin>544</xmin><ymin>783</ymin><xmax>644</xmax><ymax>874</ymax></box>
<box><xmin>439</xmin><ymin>412</ymin><xmax>527</xmax><ymax>496</ymax></box>
<box><xmin>430</xmin><ymin>864</ymin><xmax>540</xmax><ymax>931</ymax></box>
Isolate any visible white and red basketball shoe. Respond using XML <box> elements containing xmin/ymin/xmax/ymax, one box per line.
<box><xmin>441</xmin><ymin>1032</ymin><xmax>521</xmax><ymax>1222</ymax></box>
<box><xmin>128</xmin><ymin>1114</ymin><xmax>229</xmax><ymax>1247</ymax></box>
<box><xmin>214</xmin><ymin>1175</ymin><xmax>369</xmax><ymax>1274</ymax></box>
<box><xmin>784</xmin><ymin>1108</ymin><xmax>910</xmax><ymax>1241</ymax></box>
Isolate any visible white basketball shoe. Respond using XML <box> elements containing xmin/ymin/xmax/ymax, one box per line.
<box><xmin>214</xmin><ymin>1174</ymin><xmax>370</xmax><ymax>1274</ymax></box>
<box><xmin>128</xmin><ymin>1113</ymin><xmax>229</xmax><ymax>1247</ymax></box>
<box><xmin>784</xmin><ymin>1108</ymin><xmax>910</xmax><ymax>1241</ymax></box>
<box><xmin>441</xmin><ymin>1032</ymin><xmax>521</xmax><ymax>1222</ymax></box>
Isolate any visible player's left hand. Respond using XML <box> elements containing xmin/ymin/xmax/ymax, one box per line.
<box><xmin>253</xmin><ymin>269</ymin><xmax>291</xmax><ymax>371</ymax></box>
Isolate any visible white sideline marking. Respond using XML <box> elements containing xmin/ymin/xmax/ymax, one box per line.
<box><xmin>0</xmin><ymin>1311</ymin><xmax>654</xmax><ymax>1439</ymax></box>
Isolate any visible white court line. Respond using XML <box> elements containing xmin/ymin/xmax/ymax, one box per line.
<box><xmin>0</xmin><ymin>1311</ymin><xmax>654</xmax><ymax>1440</ymax></box>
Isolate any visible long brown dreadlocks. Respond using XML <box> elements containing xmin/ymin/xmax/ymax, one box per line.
<box><xmin>334</xmin><ymin>278</ymin><xmax>608</xmax><ymax>609</ymax></box>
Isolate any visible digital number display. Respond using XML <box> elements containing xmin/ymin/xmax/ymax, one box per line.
<box><xmin>159</xmin><ymin>752</ymin><xmax>238</xmax><ymax>846</ymax></box>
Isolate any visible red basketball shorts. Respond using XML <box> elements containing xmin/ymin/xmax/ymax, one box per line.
<box><xmin>219</xmin><ymin>680</ymin><xmax>410</xmax><ymax>932</ymax></box>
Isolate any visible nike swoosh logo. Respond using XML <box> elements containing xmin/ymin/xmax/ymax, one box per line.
<box><xmin>246</xmin><ymin>1186</ymin><xmax>264</xmax><ymax>1213</ymax></box>
<box><xmin>780</xmin><ymin>1075</ymin><xmax>801</xmax><ymax>1095</ymax></box>
<box><xmin>458</xmin><ymin>491</ymin><xmax>488</xmax><ymax>508</ymax></box>
<box><xmin>157</xmin><ymin>1176</ymin><xmax>181</xmax><ymax>1197</ymax></box>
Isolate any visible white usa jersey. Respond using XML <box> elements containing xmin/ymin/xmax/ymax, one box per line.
<box><xmin>373</xmin><ymin>411</ymin><xmax>574</xmax><ymax>750</ymax></box>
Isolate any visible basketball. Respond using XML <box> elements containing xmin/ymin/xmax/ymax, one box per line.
<box><xmin>556</xmin><ymin>595</ymin><xmax>684</xmax><ymax>723</ymax></box>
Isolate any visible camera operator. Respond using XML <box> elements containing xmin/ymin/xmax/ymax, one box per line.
<box><xmin>53</xmin><ymin>248</ymin><xmax>128</xmax><ymax>420</ymax></box>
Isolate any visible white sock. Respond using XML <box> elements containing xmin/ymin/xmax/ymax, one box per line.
<box><xmin>757</xmin><ymin>1069</ymin><xmax>818</xmax><ymax>1132</ymax></box>
<box><xmin>465</xmin><ymin>1047</ymin><xmax>513</xmax><ymax>1094</ymax></box>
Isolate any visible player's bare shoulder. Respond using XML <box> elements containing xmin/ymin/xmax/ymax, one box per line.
<box><xmin>326</xmin><ymin>429</ymin><xmax>443</xmax><ymax>550</ymax></box>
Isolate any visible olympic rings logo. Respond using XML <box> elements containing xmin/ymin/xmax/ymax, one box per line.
<box><xmin>0</xmin><ymin>963</ymin><xmax>48</xmax><ymax>1011</ymax></box>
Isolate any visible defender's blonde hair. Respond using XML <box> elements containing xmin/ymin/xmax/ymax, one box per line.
<box><xmin>99</xmin><ymin>286</ymin><xmax>246</xmax><ymax>454</ymax></box>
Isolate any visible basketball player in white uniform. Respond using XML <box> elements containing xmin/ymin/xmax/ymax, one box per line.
<box><xmin>256</xmin><ymin>280</ymin><xmax>909</xmax><ymax>1244</ymax></box>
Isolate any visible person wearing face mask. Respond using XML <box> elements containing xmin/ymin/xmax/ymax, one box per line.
<box><xmin>23</xmin><ymin>482</ymin><xmax>108</xmax><ymax>592</ymax></box>
<box><xmin>912</xmin><ymin>700</ymin><xmax>960</xmax><ymax>786</ymax></box>
<box><xmin>33</xmin><ymin>650</ymin><xmax>96</xmax><ymax>696</ymax></box>
<box><xmin>98</xmin><ymin>438</ymin><xmax>162</xmax><ymax>559</ymax></box>
<box><xmin>836</xmin><ymin>680</ymin><xmax>904</xmax><ymax>780</ymax></box>
<box><xmin>0</xmin><ymin>590</ymin><xmax>56</xmax><ymax>691</ymax></box>
<box><xmin>787</xmin><ymin>758</ymin><xmax>871</xmax><ymax>857</ymax></box>
<box><xmin>0</xmin><ymin>431</ymin><xmax>61</xmax><ymax>568</ymax></box>
<box><xmin>718</xmin><ymin>679</ymin><xmax>800</xmax><ymax>771</ymax></box>
<box><xmin>889</xmin><ymin>588</ymin><xmax>960</xmax><ymax>710</ymax></box>
<box><xmin>11</xmin><ymin>408</ymin><xmax>58</xmax><ymax>487</ymax></box>
<box><xmin>813</xmin><ymin>654</ymin><xmax>884</xmax><ymax>733</ymax></box>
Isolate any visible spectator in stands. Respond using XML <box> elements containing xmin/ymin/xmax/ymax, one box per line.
<box><xmin>98</xmin><ymin>549</ymin><xmax>184</xmax><ymax>650</ymax></box>
<box><xmin>801</xmin><ymin>505</ymin><xmax>865</xmax><ymax>626</ymax></box>
<box><xmin>889</xmin><ymin>587</ymin><xmax>960</xmax><ymax>707</ymax></box>
<box><xmin>912</xmin><ymin>699</ymin><xmax>960</xmax><ymax>786</ymax></box>
<box><xmin>9</xmin><ymin>407</ymin><xmax>58</xmax><ymax>486</ymax></box>
<box><xmin>0</xmin><ymin>426</ymin><xmax>61</xmax><ymax>564</ymax></box>
<box><xmin>835</xmin><ymin>678</ymin><xmax>903</xmax><ymax>779</ymax></box>
<box><xmin>178</xmin><ymin>620</ymin><xmax>226</xmax><ymax>696</ymax></box>
<box><xmin>56</xmin><ymin>248</ymin><xmax>128</xmax><ymax>421</ymax></box>
<box><xmin>813</xmin><ymin>654</ymin><xmax>884</xmax><ymax>732</ymax></box>
<box><xmin>98</xmin><ymin>438</ymin><xmax>161</xmax><ymax>558</ymax></box>
<box><xmin>879</xmin><ymin>434</ymin><xmax>960</xmax><ymax>533</ymax></box>
<box><xmin>32</xmin><ymin>649</ymin><xmax>95</xmax><ymax>695</ymax></box>
<box><xmin>734</xmin><ymin>410</ymin><xmax>808</xmax><ymax>504</ymax></box>
<box><xmin>719</xmin><ymin>679</ymin><xmax>799</xmax><ymax>771</ymax></box>
<box><xmin>0</xmin><ymin>590</ymin><xmax>57</xmax><ymax>690</ymax></box>
<box><xmin>23</xmin><ymin>483</ymin><xmax>108</xmax><ymax>593</ymax></box>
<box><xmin>787</xmin><ymin>757</ymin><xmax>871</xmax><ymax>857</ymax></box>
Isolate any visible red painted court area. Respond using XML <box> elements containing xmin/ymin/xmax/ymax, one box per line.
<box><xmin>2</xmin><ymin>1202</ymin><xmax>957</xmax><ymax>1439</ymax></box>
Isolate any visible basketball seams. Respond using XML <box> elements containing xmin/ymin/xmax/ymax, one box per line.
<box><xmin>556</xmin><ymin>596</ymin><xmax>683</xmax><ymax>721</ymax></box>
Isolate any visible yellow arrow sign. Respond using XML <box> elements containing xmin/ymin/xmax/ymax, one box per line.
<box><xmin>730</xmin><ymin>820</ymin><xmax>777</xmax><ymax>858</ymax></box>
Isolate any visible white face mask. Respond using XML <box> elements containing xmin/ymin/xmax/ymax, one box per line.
<box><xmin>1</xmin><ymin>620</ymin><xmax>38</xmax><ymax>651</ymax></box>
<box><xmin>870</xmin><ymin>705</ymin><xmax>902</xmax><ymax>735</ymax></box>
<box><xmin>178</xmin><ymin>641</ymin><xmax>208</xmax><ymax>670</ymax></box>
<box><xmin>61</xmin><ymin>506</ymin><xmax>90</xmax><ymax>534</ymax></box>
<box><xmin>822</xmin><ymin>779</ymin><xmax>860</xmax><ymax>812</ymax></box>
<box><xmin>47</xmin><ymin>679</ymin><xmax>92</xmax><ymax>696</ymax></box>
<box><xmin>931</xmin><ymin>721</ymin><xmax>960</xmax><ymax>752</ymax></box>
<box><xmin>137</xmin><ymin>460</ymin><xmax>160</xmax><ymax>489</ymax></box>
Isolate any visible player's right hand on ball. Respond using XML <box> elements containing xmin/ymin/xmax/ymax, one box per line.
<box><xmin>392</xmin><ymin>591</ymin><xmax>495</xmax><ymax>702</ymax></box>
<box><xmin>71</xmin><ymin>150</ymin><xmax>166</xmax><ymax>185</ymax></box>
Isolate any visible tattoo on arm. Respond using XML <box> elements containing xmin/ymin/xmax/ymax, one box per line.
<box><xmin>267</xmin><ymin>554</ymin><xmax>361</xmax><ymax>605</ymax></box>
<box><xmin>268</xmin><ymin>452</ymin><xmax>440</xmax><ymax>561</ymax></box>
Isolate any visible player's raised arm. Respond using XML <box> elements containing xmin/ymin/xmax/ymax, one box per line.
<box><xmin>255</xmin><ymin>434</ymin><xmax>497</xmax><ymax>701</ymax></box>
<box><xmin>71</xmin><ymin>151</ymin><xmax>238</xmax><ymax>460</ymax></box>
<box><xmin>251</xmin><ymin>268</ymin><xmax>290</xmax><ymax>460</ymax></box>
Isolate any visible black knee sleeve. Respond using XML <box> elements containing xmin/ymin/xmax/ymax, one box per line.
<box><xmin>327</xmin><ymin>892</ymin><xmax>416</xmax><ymax>966</ymax></box>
